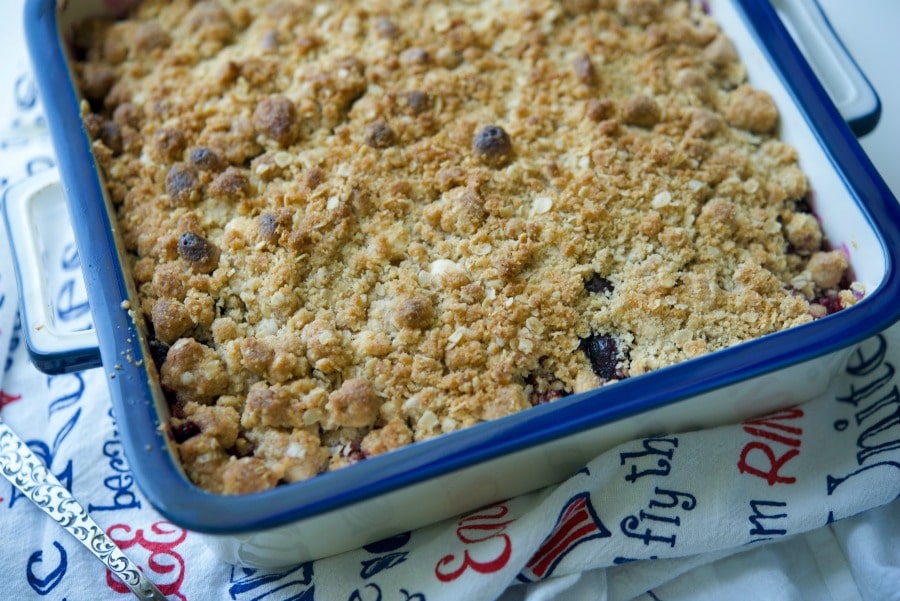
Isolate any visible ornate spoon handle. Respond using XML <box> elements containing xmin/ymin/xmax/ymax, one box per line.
<box><xmin>0</xmin><ymin>419</ymin><xmax>168</xmax><ymax>600</ymax></box>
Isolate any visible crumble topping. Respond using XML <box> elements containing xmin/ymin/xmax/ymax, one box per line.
<box><xmin>74</xmin><ymin>0</ymin><xmax>859</xmax><ymax>494</ymax></box>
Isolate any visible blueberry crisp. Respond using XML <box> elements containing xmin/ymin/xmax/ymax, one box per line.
<box><xmin>75</xmin><ymin>0</ymin><xmax>860</xmax><ymax>493</ymax></box>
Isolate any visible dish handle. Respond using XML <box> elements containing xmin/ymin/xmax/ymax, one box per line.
<box><xmin>1</xmin><ymin>168</ymin><xmax>102</xmax><ymax>374</ymax></box>
<box><xmin>771</xmin><ymin>0</ymin><xmax>881</xmax><ymax>136</ymax></box>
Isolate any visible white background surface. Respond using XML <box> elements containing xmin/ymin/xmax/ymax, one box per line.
<box><xmin>817</xmin><ymin>0</ymin><xmax>900</xmax><ymax>196</ymax></box>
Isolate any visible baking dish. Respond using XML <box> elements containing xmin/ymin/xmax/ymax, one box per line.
<box><xmin>10</xmin><ymin>0</ymin><xmax>900</xmax><ymax>567</ymax></box>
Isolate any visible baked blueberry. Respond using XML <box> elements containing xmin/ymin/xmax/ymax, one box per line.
<box><xmin>171</xmin><ymin>420</ymin><xmax>201</xmax><ymax>443</ymax></box>
<box><xmin>189</xmin><ymin>146</ymin><xmax>224</xmax><ymax>171</ymax></box>
<box><xmin>585</xmin><ymin>273</ymin><xmax>614</xmax><ymax>294</ymax></box>
<box><xmin>525</xmin><ymin>372</ymin><xmax>570</xmax><ymax>406</ymax></box>
<box><xmin>580</xmin><ymin>333</ymin><xmax>627</xmax><ymax>381</ymax></box>
<box><xmin>404</xmin><ymin>90</ymin><xmax>429</xmax><ymax>115</ymax></box>
<box><xmin>474</xmin><ymin>125</ymin><xmax>513</xmax><ymax>167</ymax></box>
<box><xmin>147</xmin><ymin>336</ymin><xmax>170</xmax><ymax>370</ymax></box>
<box><xmin>252</xmin><ymin>95</ymin><xmax>299</xmax><ymax>146</ymax></box>
<box><xmin>365</xmin><ymin>120</ymin><xmax>396</xmax><ymax>148</ymax></box>
<box><xmin>165</xmin><ymin>163</ymin><xmax>200</xmax><ymax>205</ymax></box>
<box><xmin>177</xmin><ymin>231</ymin><xmax>220</xmax><ymax>273</ymax></box>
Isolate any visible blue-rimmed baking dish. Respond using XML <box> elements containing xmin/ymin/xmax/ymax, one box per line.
<box><xmin>10</xmin><ymin>0</ymin><xmax>900</xmax><ymax>567</ymax></box>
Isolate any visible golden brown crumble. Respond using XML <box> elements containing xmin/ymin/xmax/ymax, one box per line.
<box><xmin>74</xmin><ymin>0</ymin><xmax>859</xmax><ymax>494</ymax></box>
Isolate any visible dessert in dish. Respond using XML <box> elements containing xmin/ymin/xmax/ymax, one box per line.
<box><xmin>72</xmin><ymin>0</ymin><xmax>860</xmax><ymax>494</ymax></box>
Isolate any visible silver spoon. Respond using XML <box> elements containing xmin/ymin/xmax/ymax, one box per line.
<box><xmin>0</xmin><ymin>418</ymin><xmax>168</xmax><ymax>600</ymax></box>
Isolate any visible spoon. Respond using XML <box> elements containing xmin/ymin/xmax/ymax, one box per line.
<box><xmin>0</xmin><ymin>418</ymin><xmax>168</xmax><ymax>600</ymax></box>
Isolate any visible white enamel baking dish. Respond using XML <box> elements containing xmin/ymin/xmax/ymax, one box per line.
<box><xmin>8</xmin><ymin>0</ymin><xmax>900</xmax><ymax>567</ymax></box>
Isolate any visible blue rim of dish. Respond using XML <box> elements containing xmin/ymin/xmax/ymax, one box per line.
<box><xmin>23</xmin><ymin>0</ymin><xmax>900</xmax><ymax>534</ymax></box>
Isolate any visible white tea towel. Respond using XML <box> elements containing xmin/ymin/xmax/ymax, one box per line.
<box><xmin>2</xmin><ymin>0</ymin><xmax>899</xmax><ymax>598</ymax></box>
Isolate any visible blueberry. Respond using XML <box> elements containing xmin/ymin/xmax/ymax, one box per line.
<box><xmin>585</xmin><ymin>273</ymin><xmax>614</xmax><ymax>294</ymax></box>
<box><xmin>473</xmin><ymin>125</ymin><xmax>512</xmax><ymax>167</ymax></box>
<box><xmin>375</xmin><ymin>17</ymin><xmax>400</xmax><ymax>39</ymax></box>
<box><xmin>188</xmin><ymin>146</ymin><xmax>224</xmax><ymax>171</ymax></box>
<box><xmin>573</xmin><ymin>52</ymin><xmax>596</xmax><ymax>85</ymax></box>
<box><xmin>579</xmin><ymin>333</ymin><xmax>626</xmax><ymax>381</ymax></box>
<box><xmin>100</xmin><ymin>121</ymin><xmax>123</xmax><ymax>154</ymax></box>
<box><xmin>344</xmin><ymin>439</ymin><xmax>367</xmax><ymax>464</ymax></box>
<box><xmin>147</xmin><ymin>336</ymin><xmax>169</xmax><ymax>369</ymax></box>
<box><xmin>171</xmin><ymin>420</ymin><xmax>201</xmax><ymax>443</ymax></box>
<box><xmin>168</xmin><ymin>399</ymin><xmax>185</xmax><ymax>419</ymax></box>
<box><xmin>177</xmin><ymin>231</ymin><xmax>220</xmax><ymax>272</ymax></box>
<box><xmin>814</xmin><ymin>295</ymin><xmax>844</xmax><ymax>315</ymax></box>
<box><xmin>364</xmin><ymin>120</ymin><xmax>396</xmax><ymax>148</ymax></box>
<box><xmin>793</xmin><ymin>196</ymin><xmax>813</xmax><ymax>214</ymax></box>
<box><xmin>178</xmin><ymin>232</ymin><xmax>211</xmax><ymax>262</ymax></box>
<box><xmin>258</xmin><ymin>212</ymin><xmax>279</xmax><ymax>241</ymax></box>
<box><xmin>404</xmin><ymin>90</ymin><xmax>429</xmax><ymax>115</ymax></box>
<box><xmin>252</xmin><ymin>95</ymin><xmax>299</xmax><ymax>146</ymax></box>
<box><xmin>165</xmin><ymin>163</ymin><xmax>199</xmax><ymax>204</ymax></box>
<box><xmin>525</xmin><ymin>372</ymin><xmax>570</xmax><ymax>406</ymax></box>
